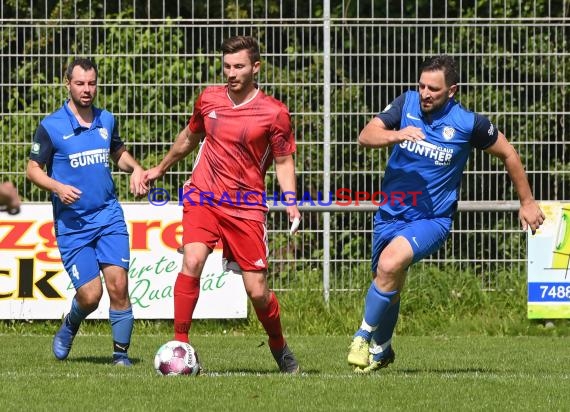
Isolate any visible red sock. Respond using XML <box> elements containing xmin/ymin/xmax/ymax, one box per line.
<box><xmin>254</xmin><ymin>291</ymin><xmax>285</xmax><ymax>350</ymax></box>
<box><xmin>173</xmin><ymin>273</ymin><xmax>200</xmax><ymax>343</ymax></box>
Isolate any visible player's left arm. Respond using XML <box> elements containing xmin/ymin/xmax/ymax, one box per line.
<box><xmin>274</xmin><ymin>154</ymin><xmax>301</xmax><ymax>233</ymax></box>
<box><xmin>111</xmin><ymin>146</ymin><xmax>147</xmax><ymax>197</ymax></box>
<box><xmin>485</xmin><ymin>132</ymin><xmax>545</xmax><ymax>234</ymax></box>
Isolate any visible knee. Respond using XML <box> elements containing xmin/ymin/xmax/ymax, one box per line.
<box><xmin>375</xmin><ymin>259</ymin><xmax>406</xmax><ymax>290</ymax></box>
<box><xmin>76</xmin><ymin>292</ymin><xmax>101</xmax><ymax>311</ymax></box>
<box><xmin>376</xmin><ymin>259</ymin><xmax>402</xmax><ymax>278</ymax></box>
<box><xmin>106</xmin><ymin>280</ymin><xmax>129</xmax><ymax>302</ymax></box>
<box><xmin>183</xmin><ymin>253</ymin><xmax>206</xmax><ymax>274</ymax></box>
<box><xmin>248</xmin><ymin>289</ymin><xmax>270</xmax><ymax>308</ymax></box>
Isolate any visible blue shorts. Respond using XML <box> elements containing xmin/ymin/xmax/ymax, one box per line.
<box><xmin>371</xmin><ymin>211</ymin><xmax>452</xmax><ymax>273</ymax></box>
<box><xmin>57</xmin><ymin>220</ymin><xmax>130</xmax><ymax>290</ymax></box>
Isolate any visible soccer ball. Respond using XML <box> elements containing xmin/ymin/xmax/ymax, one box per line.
<box><xmin>154</xmin><ymin>340</ymin><xmax>201</xmax><ymax>376</ymax></box>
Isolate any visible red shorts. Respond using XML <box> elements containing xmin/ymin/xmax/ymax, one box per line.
<box><xmin>182</xmin><ymin>203</ymin><xmax>268</xmax><ymax>271</ymax></box>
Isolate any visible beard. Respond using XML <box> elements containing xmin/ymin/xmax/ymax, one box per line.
<box><xmin>71</xmin><ymin>94</ymin><xmax>93</xmax><ymax>108</ymax></box>
<box><xmin>420</xmin><ymin>98</ymin><xmax>447</xmax><ymax>115</ymax></box>
<box><xmin>227</xmin><ymin>81</ymin><xmax>242</xmax><ymax>92</ymax></box>
<box><xmin>227</xmin><ymin>75</ymin><xmax>255</xmax><ymax>92</ymax></box>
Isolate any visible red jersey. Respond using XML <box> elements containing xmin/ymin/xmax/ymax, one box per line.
<box><xmin>185</xmin><ymin>85</ymin><xmax>296</xmax><ymax>222</ymax></box>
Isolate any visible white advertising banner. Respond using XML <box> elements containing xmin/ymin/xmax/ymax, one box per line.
<box><xmin>0</xmin><ymin>203</ymin><xmax>247</xmax><ymax>320</ymax></box>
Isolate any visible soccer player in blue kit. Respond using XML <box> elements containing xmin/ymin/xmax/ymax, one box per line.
<box><xmin>26</xmin><ymin>58</ymin><xmax>147</xmax><ymax>366</ymax></box>
<box><xmin>347</xmin><ymin>55</ymin><xmax>545</xmax><ymax>373</ymax></box>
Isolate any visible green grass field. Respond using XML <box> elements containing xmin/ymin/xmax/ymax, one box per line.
<box><xmin>1</xmin><ymin>332</ymin><xmax>569</xmax><ymax>411</ymax></box>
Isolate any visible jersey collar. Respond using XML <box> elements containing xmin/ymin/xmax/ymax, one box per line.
<box><xmin>421</xmin><ymin>98</ymin><xmax>456</xmax><ymax>125</ymax></box>
<box><xmin>226</xmin><ymin>85</ymin><xmax>260</xmax><ymax>108</ymax></box>
<box><xmin>63</xmin><ymin>100</ymin><xmax>103</xmax><ymax>131</ymax></box>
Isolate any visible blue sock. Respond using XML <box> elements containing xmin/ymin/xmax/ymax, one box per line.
<box><xmin>371</xmin><ymin>300</ymin><xmax>400</xmax><ymax>361</ymax></box>
<box><xmin>66</xmin><ymin>297</ymin><xmax>91</xmax><ymax>331</ymax></box>
<box><xmin>109</xmin><ymin>307</ymin><xmax>134</xmax><ymax>357</ymax></box>
<box><xmin>354</xmin><ymin>282</ymin><xmax>398</xmax><ymax>342</ymax></box>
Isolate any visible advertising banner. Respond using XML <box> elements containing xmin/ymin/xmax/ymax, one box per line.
<box><xmin>0</xmin><ymin>203</ymin><xmax>247</xmax><ymax>320</ymax></box>
<box><xmin>527</xmin><ymin>202</ymin><xmax>570</xmax><ymax>318</ymax></box>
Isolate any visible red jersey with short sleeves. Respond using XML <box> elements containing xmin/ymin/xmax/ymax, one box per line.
<box><xmin>185</xmin><ymin>85</ymin><xmax>296</xmax><ymax>222</ymax></box>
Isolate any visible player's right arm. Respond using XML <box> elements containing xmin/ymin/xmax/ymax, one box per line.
<box><xmin>26</xmin><ymin>124</ymin><xmax>81</xmax><ymax>205</ymax></box>
<box><xmin>359</xmin><ymin>117</ymin><xmax>425</xmax><ymax>148</ymax></box>
<box><xmin>359</xmin><ymin>93</ymin><xmax>424</xmax><ymax>148</ymax></box>
<box><xmin>144</xmin><ymin>126</ymin><xmax>204</xmax><ymax>182</ymax></box>
<box><xmin>26</xmin><ymin>160</ymin><xmax>82</xmax><ymax>205</ymax></box>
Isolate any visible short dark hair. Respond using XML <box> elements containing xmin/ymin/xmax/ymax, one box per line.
<box><xmin>419</xmin><ymin>55</ymin><xmax>459</xmax><ymax>87</ymax></box>
<box><xmin>65</xmin><ymin>58</ymin><xmax>98</xmax><ymax>81</ymax></box>
<box><xmin>221</xmin><ymin>36</ymin><xmax>260</xmax><ymax>64</ymax></box>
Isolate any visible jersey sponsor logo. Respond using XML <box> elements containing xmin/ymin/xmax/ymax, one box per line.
<box><xmin>406</xmin><ymin>112</ymin><xmax>421</xmax><ymax>121</ymax></box>
<box><xmin>208</xmin><ymin>111</ymin><xmax>217</xmax><ymax>119</ymax></box>
<box><xmin>442</xmin><ymin>126</ymin><xmax>455</xmax><ymax>140</ymax></box>
<box><xmin>412</xmin><ymin>236</ymin><xmax>420</xmax><ymax>247</ymax></box>
<box><xmin>399</xmin><ymin>140</ymin><xmax>454</xmax><ymax>166</ymax></box>
<box><xmin>62</xmin><ymin>132</ymin><xmax>75</xmax><ymax>140</ymax></box>
<box><xmin>31</xmin><ymin>142</ymin><xmax>40</xmax><ymax>154</ymax></box>
<box><xmin>99</xmin><ymin>128</ymin><xmax>108</xmax><ymax>140</ymax></box>
<box><xmin>68</xmin><ymin>148</ymin><xmax>110</xmax><ymax>168</ymax></box>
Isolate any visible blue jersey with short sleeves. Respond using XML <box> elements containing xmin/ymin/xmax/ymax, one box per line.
<box><xmin>376</xmin><ymin>91</ymin><xmax>498</xmax><ymax>220</ymax></box>
<box><xmin>29</xmin><ymin>101</ymin><xmax>126</xmax><ymax>235</ymax></box>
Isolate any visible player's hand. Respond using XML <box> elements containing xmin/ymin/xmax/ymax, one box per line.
<box><xmin>143</xmin><ymin>167</ymin><xmax>165</xmax><ymax>186</ymax></box>
<box><xmin>130</xmin><ymin>166</ymin><xmax>149</xmax><ymax>197</ymax></box>
<box><xmin>399</xmin><ymin>126</ymin><xmax>425</xmax><ymax>143</ymax></box>
<box><xmin>54</xmin><ymin>183</ymin><xmax>82</xmax><ymax>205</ymax></box>
<box><xmin>287</xmin><ymin>205</ymin><xmax>301</xmax><ymax>235</ymax></box>
<box><xmin>0</xmin><ymin>181</ymin><xmax>21</xmax><ymax>214</ymax></box>
<box><xmin>519</xmin><ymin>201</ymin><xmax>545</xmax><ymax>235</ymax></box>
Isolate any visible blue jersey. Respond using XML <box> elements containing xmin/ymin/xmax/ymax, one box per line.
<box><xmin>376</xmin><ymin>91</ymin><xmax>498</xmax><ymax>220</ymax></box>
<box><xmin>29</xmin><ymin>100</ymin><xmax>126</xmax><ymax>235</ymax></box>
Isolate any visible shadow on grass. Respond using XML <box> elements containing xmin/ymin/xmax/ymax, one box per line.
<box><xmin>200</xmin><ymin>367</ymin><xmax>321</xmax><ymax>376</ymax></box>
<box><xmin>66</xmin><ymin>356</ymin><xmax>142</xmax><ymax>365</ymax></box>
<box><xmin>398</xmin><ymin>367</ymin><xmax>499</xmax><ymax>375</ymax></box>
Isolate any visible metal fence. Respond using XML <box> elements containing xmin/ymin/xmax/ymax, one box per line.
<box><xmin>1</xmin><ymin>1</ymin><xmax>568</xmax><ymax>298</ymax></box>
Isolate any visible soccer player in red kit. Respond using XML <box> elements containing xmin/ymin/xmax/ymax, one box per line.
<box><xmin>144</xmin><ymin>35</ymin><xmax>301</xmax><ymax>373</ymax></box>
